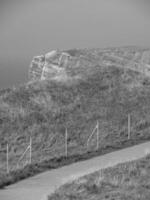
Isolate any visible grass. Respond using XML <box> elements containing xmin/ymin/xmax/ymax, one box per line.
<box><xmin>1</xmin><ymin>46</ymin><xmax>150</xmax><ymax>188</ymax></box>
<box><xmin>48</xmin><ymin>154</ymin><xmax>150</xmax><ymax>200</ymax></box>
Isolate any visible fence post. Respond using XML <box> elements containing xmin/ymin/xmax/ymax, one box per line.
<box><xmin>6</xmin><ymin>143</ymin><xmax>9</xmax><ymax>174</ymax></box>
<box><xmin>128</xmin><ymin>114</ymin><xmax>131</xmax><ymax>140</ymax></box>
<box><xmin>87</xmin><ymin>124</ymin><xmax>97</xmax><ymax>148</ymax></box>
<box><xmin>29</xmin><ymin>137</ymin><xmax>32</xmax><ymax>164</ymax></box>
<box><xmin>65</xmin><ymin>128</ymin><xmax>68</xmax><ymax>157</ymax></box>
<box><xmin>96</xmin><ymin>121</ymin><xmax>99</xmax><ymax>150</ymax></box>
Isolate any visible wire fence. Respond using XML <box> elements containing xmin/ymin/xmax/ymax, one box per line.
<box><xmin>0</xmin><ymin>114</ymin><xmax>135</xmax><ymax>174</ymax></box>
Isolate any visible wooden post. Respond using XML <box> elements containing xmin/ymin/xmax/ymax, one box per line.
<box><xmin>29</xmin><ymin>137</ymin><xmax>32</xmax><ymax>164</ymax></box>
<box><xmin>128</xmin><ymin>114</ymin><xmax>131</xmax><ymax>140</ymax></box>
<box><xmin>96</xmin><ymin>121</ymin><xmax>99</xmax><ymax>150</ymax></box>
<box><xmin>65</xmin><ymin>128</ymin><xmax>68</xmax><ymax>157</ymax></box>
<box><xmin>6</xmin><ymin>144</ymin><xmax>9</xmax><ymax>174</ymax></box>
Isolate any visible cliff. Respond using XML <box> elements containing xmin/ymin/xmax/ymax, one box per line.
<box><xmin>29</xmin><ymin>47</ymin><xmax>150</xmax><ymax>83</ymax></box>
<box><xmin>29</xmin><ymin>50</ymin><xmax>77</xmax><ymax>81</ymax></box>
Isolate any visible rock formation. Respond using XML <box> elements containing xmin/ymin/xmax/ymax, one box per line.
<box><xmin>29</xmin><ymin>47</ymin><xmax>150</xmax><ymax>83</ymax></box>
<box><xmin>28</xmin><ymin>55</ymin><xmax>45</xmax><ymax>81</ymax></box>
<box><xmin>29</xmin><ymin>50</ymin><xmax>72</xmax><ymax>81</ymax></box>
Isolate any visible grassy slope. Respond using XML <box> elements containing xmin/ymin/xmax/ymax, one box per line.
<box><xmin>48</xmin><ymin>155</ymin><xmax>150</xmax><ymax>200</ymax></box>
<box><xmin>1</xmin><ymin>47</ymin><xmax>150</xmax><ymax>187</ymax></box>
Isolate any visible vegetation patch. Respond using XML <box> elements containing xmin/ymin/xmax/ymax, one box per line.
<box><xmin>48</xmin><ymin>154</ymin><xmax>150</xmax><ymax>200</ymax></box>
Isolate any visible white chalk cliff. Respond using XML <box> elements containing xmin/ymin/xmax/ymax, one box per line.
<box><xmin>29</xmin><ymin>50</ymin><xmax>72</xmax><ymax>81</ymax></box>
<box><xmin>29</xmin><ymin>47</ymin><xmax>150</xmax><ymax>83</ymax></box>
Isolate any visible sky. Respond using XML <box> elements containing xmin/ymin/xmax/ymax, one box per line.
<box><xmin>0</xmin><ymin>0</ymin><xmax>150</xmax><ymax>88</ymax></box>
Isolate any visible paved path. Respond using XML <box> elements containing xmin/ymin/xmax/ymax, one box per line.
<box><xmin>0</xmin><ymin>141</ymin><xmax>150</xmax><ymax>200</ymax></box>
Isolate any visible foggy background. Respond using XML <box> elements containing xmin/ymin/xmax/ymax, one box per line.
<box><xmin>0</xmin><ymin>0</ymin><xmax>150</xmax><ymax>88</ymax></box>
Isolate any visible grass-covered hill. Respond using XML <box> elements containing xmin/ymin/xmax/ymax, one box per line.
<box><xmin>1</xmin><ymin>46</ymin><xmax>150</xmax><ymax>187</ymax></box>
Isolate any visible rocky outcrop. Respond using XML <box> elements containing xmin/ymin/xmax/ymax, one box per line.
<box><xmin>29</xmin><ymin>50</ymin><xmax>72</xmax><ymax>81</ymax></box>
<box><xmin>28</xmin><ymin>55</ymin><xmax>45</xmax><ymax>81</ymax></box>
<box><xmin>29</xmin><ymin>47</ymin><xmax>150</xmax><ymax>83</ymax></box>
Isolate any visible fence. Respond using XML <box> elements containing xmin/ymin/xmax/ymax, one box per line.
<box><xmin>0</xmin><ymin>113</ymin><xmax>134</xmax><ymax>174</ymax></box>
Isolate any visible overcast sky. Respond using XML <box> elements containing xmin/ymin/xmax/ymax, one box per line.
<box><xmin>0</xmin><ymin>0</ymin><xmax>150</xmax><ymax>88</ymax></box>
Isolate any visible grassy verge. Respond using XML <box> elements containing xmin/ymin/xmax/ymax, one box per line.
<box><xmin>48</xmin><ymin>154</ymin><xmax>150</xmax><ymax>200</ymax></box>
